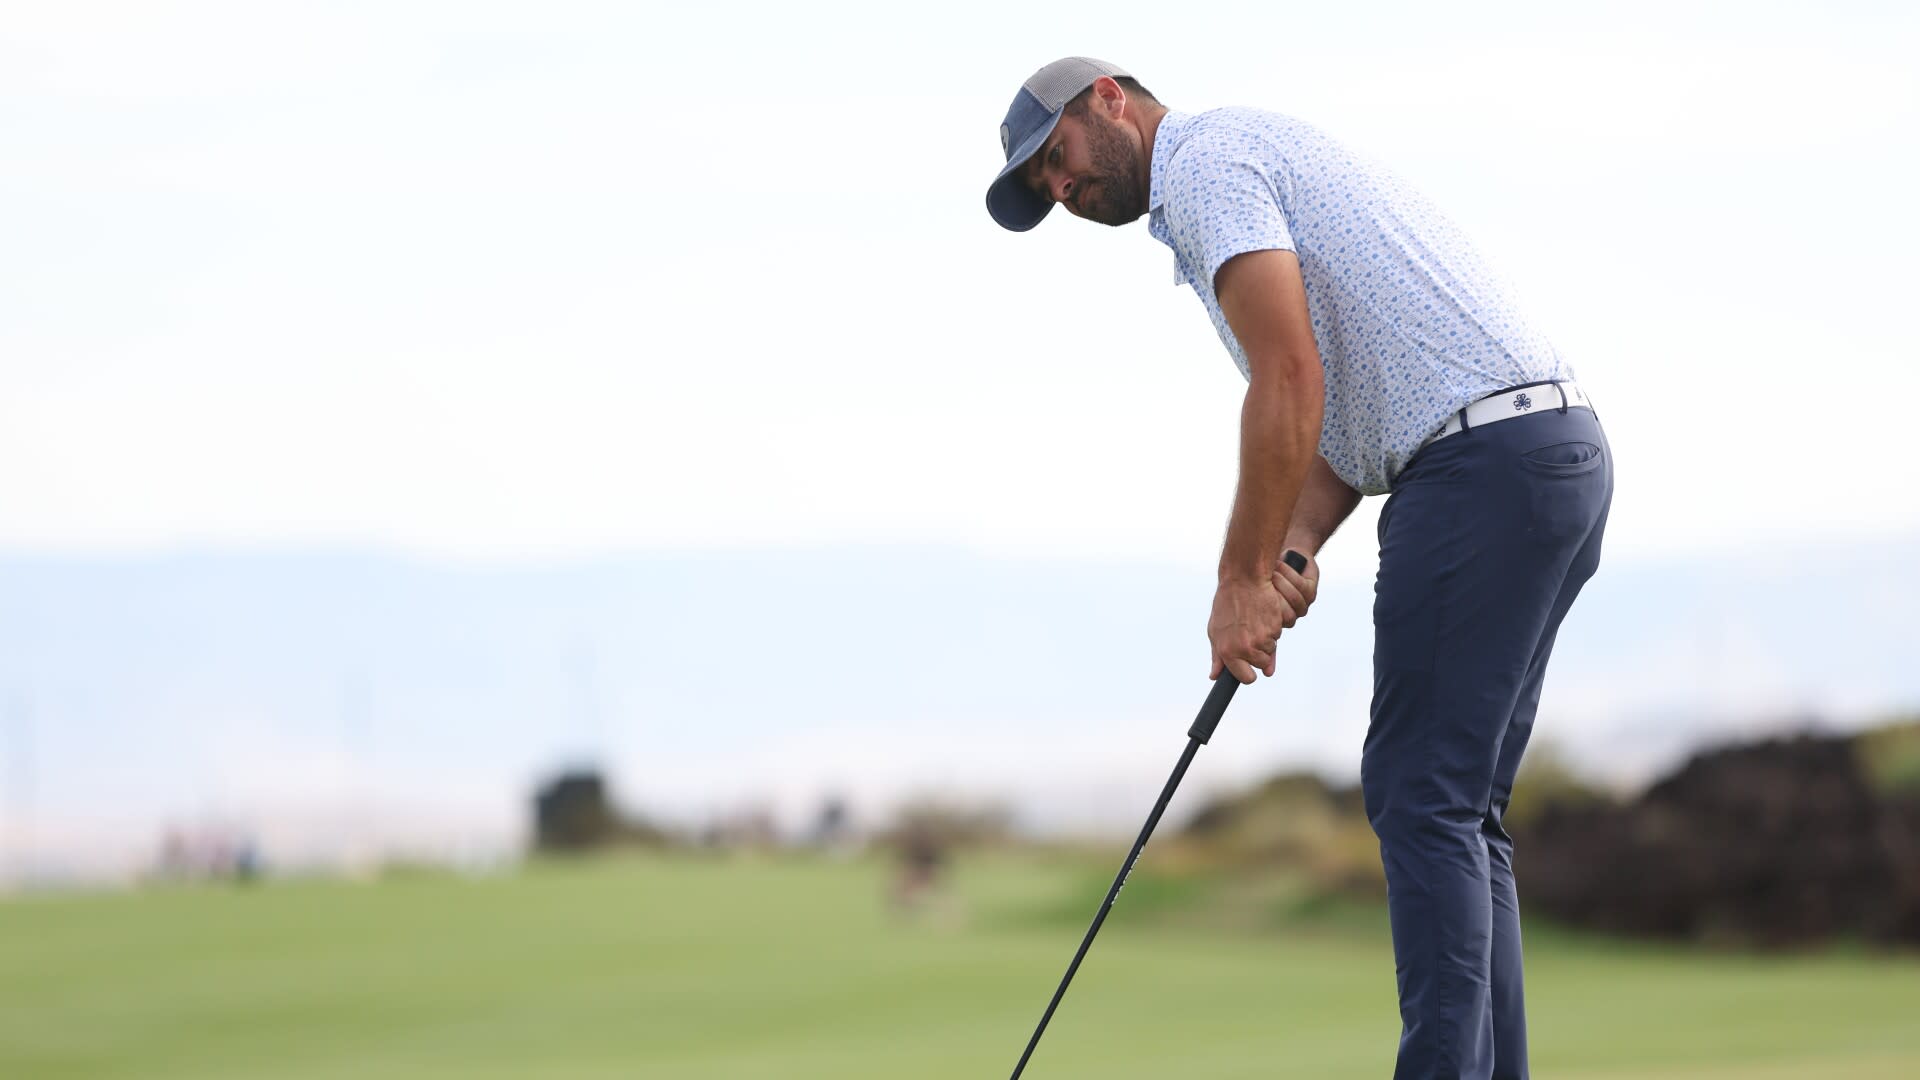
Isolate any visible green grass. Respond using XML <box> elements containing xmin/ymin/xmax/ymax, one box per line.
<box><xmin>1</xmin><ymin>853</ymin><xmax>1916</xmax><ymax>1078</ymax></box>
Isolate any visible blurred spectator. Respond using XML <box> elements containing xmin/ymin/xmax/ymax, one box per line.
<box><xmin>890</xmin><ymin>818</ymin><xmax>948</xmax><ymax>914</ymax></box>
<box><xmin>806</xmin><ymin>794</ymin><xmax>860</xmax><ymax>857</ymax></box>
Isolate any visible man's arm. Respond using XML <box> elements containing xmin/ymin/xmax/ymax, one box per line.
<box><xmin>1260</xmin><ymin>455</ymin><xmax>1363</xmax><ymax>632</ymax></box>
<box><xmin>1206</xmin><ymin>249</ymin><xmax>1325</xmax><ymax>684</ymax></box>
<box><xmin>1284</xmin><ymin>454</ymin><xmax>1362</xmax><ymax>559</ymax></box>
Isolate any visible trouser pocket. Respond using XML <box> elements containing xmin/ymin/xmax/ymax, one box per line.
<box><xmin>1519</xmin><ymin>441</ymin><xmax>1605</xmax><ymax>547</ymax></box>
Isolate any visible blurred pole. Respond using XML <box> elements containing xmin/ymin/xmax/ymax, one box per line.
<box><xmin>572</xmin><ymin>641</ymin><xmax>603</xmax><ymax>767</ymax></box>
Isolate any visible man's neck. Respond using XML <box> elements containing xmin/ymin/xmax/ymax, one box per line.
<box><xmin>1139</xmin><ymin>105</ymin><xmax>1170</xmax><ymax>200</ymax></box>
<box><xmin>1141</xmin><ymin>105</ymin><xmax>1169</xmax><ymax>160</ymax></box>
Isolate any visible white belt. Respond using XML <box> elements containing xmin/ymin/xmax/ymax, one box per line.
<box><xmin>1423</xmin><ymin>381</ymin><xmax>1594</xmax><ymax>449</ymax></box>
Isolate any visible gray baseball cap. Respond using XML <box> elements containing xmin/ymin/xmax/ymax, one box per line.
<box><xmin>985</xmin><ymin>56</ymin><xmax>1131</xmax><ymax>232</ymax></box>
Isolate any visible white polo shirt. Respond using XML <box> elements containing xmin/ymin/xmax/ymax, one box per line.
<box><xmin>1147</xmin><ymin>107</ymin><xmax>1573</xmax><ymax>495</ymax></box>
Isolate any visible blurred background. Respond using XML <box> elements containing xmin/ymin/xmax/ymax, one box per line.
<box><xmin>2</xmin><ymin>2</ymin><xmax>1916</xmax><ymax>1077</ymax></box>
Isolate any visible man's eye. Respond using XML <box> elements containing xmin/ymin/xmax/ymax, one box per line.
<box><xmin>1050</xmin><ymin>145</ymin><xmax>1062</xmax><ymax>164</ymax></box>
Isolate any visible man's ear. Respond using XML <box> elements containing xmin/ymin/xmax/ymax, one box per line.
<box><xmin>1091</xmin><ymin>75</ymin><xmax>1127</xmax><ymax>118</ymax></box>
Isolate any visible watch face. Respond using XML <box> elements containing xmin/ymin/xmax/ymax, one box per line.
<box><xmin>1000</xmin><ymin>122</ymin><xmax>1012</xmax><ymax>157</ymax></box>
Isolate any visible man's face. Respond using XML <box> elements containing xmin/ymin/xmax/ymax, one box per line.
<box><xmin>1023</xmin><ymin>105</ymin><xmax>1147</xmax><ymax>227</ymax></box>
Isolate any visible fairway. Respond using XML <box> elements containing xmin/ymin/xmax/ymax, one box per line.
<box><xmin>2</xmin><ymin>854</ymin><xmax>1916</xmax><ymax>1079</ymax></box>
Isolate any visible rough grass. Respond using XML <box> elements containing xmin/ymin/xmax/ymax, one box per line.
<box><xmin>0</xmin><ymin>852</ymin><xmax>1915</xmax><ymax>1079</ymax></box>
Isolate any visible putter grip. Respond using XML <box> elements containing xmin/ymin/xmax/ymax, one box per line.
<box><xmin>1187</xmin><ymin>674</ymin><xmax>1239</xmax><ymax>744</ymax></box>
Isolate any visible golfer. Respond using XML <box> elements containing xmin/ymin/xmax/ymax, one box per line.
<box><xmin>986</xmin><ymin>58</ymin><xmax>1612</xmax><ymax>1080</ymax></box>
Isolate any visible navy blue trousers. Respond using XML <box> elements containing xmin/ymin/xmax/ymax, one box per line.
<box><xmin>1364</xmin><ymin>403</ymin><xmax>1612</xmax><ymax>1080</ymax></box>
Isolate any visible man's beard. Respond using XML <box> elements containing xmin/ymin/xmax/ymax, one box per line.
<box><xmin>1077</xmin><ymin>116</ymin><xmax>1146</xmax><ymax>226</ymax></box>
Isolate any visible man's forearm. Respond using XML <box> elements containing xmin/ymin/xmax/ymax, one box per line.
<box><xmin>1283</xmin><ymin>454</ymin><xmax>1362</xmax><ymax>557</ymax></box>
<box><xmin>1218</xmin><ymin>366</ymin><xmax>1324</xmax><ymax>583</ymax></box>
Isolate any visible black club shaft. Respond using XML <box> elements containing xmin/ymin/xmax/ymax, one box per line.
<box><xmin>1007</xmin><ymin>674</ymin><xmax>1240</xmax><ymax>1079</ymax></box>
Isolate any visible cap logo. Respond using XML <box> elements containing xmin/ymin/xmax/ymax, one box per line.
<box><xmin>1000</xmin><ymin>122</ymin><xmax>1011</xmax><ymax>157</ymax></box>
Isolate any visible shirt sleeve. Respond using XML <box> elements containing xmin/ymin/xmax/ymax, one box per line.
<box><xmin>1160</xmin><ymin>127</ymin><xmax>1296</xmax><ymax>291</ymax></box>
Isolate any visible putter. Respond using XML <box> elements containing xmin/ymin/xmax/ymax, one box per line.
<box><xmin>1007</xmin><ymin>550</ymin><xmax>1300</xmax><ymax>1078</ymax></box>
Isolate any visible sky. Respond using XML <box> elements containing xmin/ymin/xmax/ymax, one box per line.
<box><xmin>2</xmin><ymin>3</ymin><xmax>1919</xmax><ymax>875</ymax></box>
<box><xmin>3</xmin><ymin>1</ymin><xmax>1916</xmax><ymax>570</ymax></box>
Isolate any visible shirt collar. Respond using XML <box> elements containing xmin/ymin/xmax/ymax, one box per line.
<box><xmin>1146</xmin><ymin>109</ymin><xmax>1193</xmax><ymax>215</ymax></box>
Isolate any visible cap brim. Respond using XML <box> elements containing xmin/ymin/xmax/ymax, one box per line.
<box><xmin>985</xmin><ymin>112</ymin><xmax>1061</xmax><ymax>232</ymax></box>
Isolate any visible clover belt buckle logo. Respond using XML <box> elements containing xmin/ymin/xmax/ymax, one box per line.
<box><xmin>1513</xmin><ymin>392</ymin><xmax>1532</xmax><ymax>411</ymax></box>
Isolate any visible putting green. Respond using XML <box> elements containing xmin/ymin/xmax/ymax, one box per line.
<box><xmin>0</xmin><ymin>853</ymin><xmax>1914</xmax><ymax>1078</ymax></box>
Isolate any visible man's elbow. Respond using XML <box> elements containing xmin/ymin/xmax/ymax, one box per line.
<box><xmin>1246</xmin><ymin>347</ymin><xmax>1324</xmax><ymax>403</ymax></box>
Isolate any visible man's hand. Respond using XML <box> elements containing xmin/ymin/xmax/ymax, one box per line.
<box><xmin>1210</xmin><ymin>551</ymin><xmax>1320</xmax><ymax>684</ymax></box>
<box><xmin>1209</xmin><ymin>575</ymin><xmax>1289</xmax><ymax>684</ymax></box>
<box><xmin>1271</xmin><ymin>549</ymin><xmax>1320</xmax><ymax>628</ymax></box>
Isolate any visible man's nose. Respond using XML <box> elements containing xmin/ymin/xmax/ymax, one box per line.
<box><xmin>1050</xmin><ymin>173</ymin><xmax>1074</xmax><ymax>205</ymax></box>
